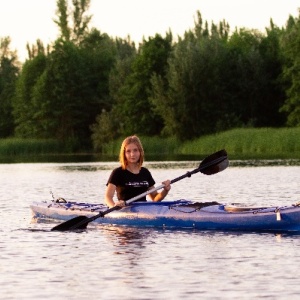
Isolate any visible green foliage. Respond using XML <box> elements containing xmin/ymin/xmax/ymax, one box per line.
<box><xmin>12</xmin><ymin>1</ymin><xmax>117</xmax><ymax>149</ymax></box>
<box><xmin>216</xmin><ymin>27</ymin><xmax>277</xmax><ymax>128</ymax></box>
<box><xmin>151</xmin><ymin>13</ymin><xmax>233</xmax><ymax>140</ymax></box>
<box><xmin>0</xmin><ymin>37</ymin><xmax>19</xmax><ymax>137</ymax></box>
<box><xmin>90</xmin><ymin>110</ymin><xmax>119</xmax><ymax>151</ymax></box>
<box><xmin>54</xmin><ymin>0</ymin><xmax>71</xmax><ymax>41</ymax></box>
<box><xmin>89</xmin><ymin>37</ymin><xmax>136</xmax><ymax>150</ymax></box>
<box><xmin>26</xmin><ymin>39</ymin><xmax>48</xmax><ymax>60</ymax></box>
<box><xmin>54</xmin><ymin>0</ymin><xmax>92</xmax><ymax>43</ymax></box>
<box><xmin>12</xmin><ymin>53</ymin><xmax>48</xmax><ymax>137</ymax></box>
<box><xmin>114</xmin><ymin>33</ymin><xmax>172</xmax><ymax>136</ymax></box>
<box><xmin>72</xmin><ymin>0</ymin><xmax>92</xmax><ymax>43</ymax></box>
<box><xmin>257</xmin><ymin>21</ymin><xmax>285</xmax><ymax>126</ymax></box>
<box><xmin>280</xmin><ymin>13</ymin><xmax>300</xmax><ymax>126</ymax></box>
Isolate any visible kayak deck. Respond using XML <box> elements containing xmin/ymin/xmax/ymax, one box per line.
<box><xmin>30</xmin><ymin>199</ymin><xmax>300</xmax><ymax>232</ymax></box>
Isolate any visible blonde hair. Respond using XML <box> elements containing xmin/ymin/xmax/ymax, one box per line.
<box><xmin>119</xmin><ymin>135</ymin><xmax>144</xmax><ymax>169</ymax></box>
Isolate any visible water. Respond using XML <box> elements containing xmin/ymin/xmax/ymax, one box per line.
<box><xmin>0</xmin><ymin>161</ymin><xmax>300</xmax><ymax>299</ymax></box>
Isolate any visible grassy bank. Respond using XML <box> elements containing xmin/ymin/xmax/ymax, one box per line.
<box><xmin>179</xmin><ymin>127</ymin><xmax>300</xmax><ymax>159</ymax></box>
<box><xmin>0</xmin><ymin>127</ymin><xmax>299</xmax><ymax>160</ymax></box>
<box><xmin>104</xmin><ymin>127</ymin><xmax>300</xmax><ymax>160</ymax></box>
<box><xmin>0</xmin><ymin>138</ymin><xmax>65</xmax><ymax>156</ymax></box>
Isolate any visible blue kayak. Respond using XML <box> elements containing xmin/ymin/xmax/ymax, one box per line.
<box><xmin>30</xmin><ymin>199</ymin><xmax>300</xmax><ymax>233</ymax></box>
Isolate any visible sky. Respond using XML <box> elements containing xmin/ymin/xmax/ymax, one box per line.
<box><xmin>0</xmin><ymin>0</ymin><xmax>299</xmax><ymax>62</ymax></box>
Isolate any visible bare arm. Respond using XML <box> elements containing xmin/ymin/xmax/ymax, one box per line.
<box><xmin>105</xmin><ymin>183</ymin><xmax>126</xmax><ymax>208</ymax></box>
<box><xmin>148</xmin><ymin>180</ymin><xmax>171</xmax><ymax>202</ymax></box>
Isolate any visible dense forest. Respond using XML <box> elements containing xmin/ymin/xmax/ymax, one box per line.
<box><xmin>0</xmin><ymin>0</ymin><xmax>300</xmax><ymax>152</ymax></box>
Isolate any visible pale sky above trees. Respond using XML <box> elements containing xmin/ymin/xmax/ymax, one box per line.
<box><xmin>0</xmin><ymin>0</ymin><xmax>299</xmax><ymax>61</ymax></box>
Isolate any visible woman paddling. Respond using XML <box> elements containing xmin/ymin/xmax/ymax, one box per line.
<box><xmin>105</xmin><ymin>135</ymin><xmax>171</xmax><ymax>208</ymax></box>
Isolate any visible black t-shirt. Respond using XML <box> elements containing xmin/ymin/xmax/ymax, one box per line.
<box><xmin>106</xmin><ymin>167</ymin><xmax>155</xmax><ymax>202</ymax></box>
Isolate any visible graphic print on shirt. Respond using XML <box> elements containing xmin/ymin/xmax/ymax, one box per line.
<box><xmin>125</xmin><ymin>181</ymin><xmax>149</xmax><ymax>188</ymax></box>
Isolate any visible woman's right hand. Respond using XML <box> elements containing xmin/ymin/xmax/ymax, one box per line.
<box><xmin>114</xmin><ymin>200</ymin><xmax>126</xmax><ymax>207</ymax></box>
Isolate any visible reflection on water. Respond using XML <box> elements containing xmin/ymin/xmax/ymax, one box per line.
<box><xmin>102</xmin><ymin>227</ymin><xmax>150</xmax><ymax>260</ymax></box>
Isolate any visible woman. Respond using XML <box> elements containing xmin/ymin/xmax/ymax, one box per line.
<box><xmin>105</xmin><ymin>135</ymin><xmax>171</xmax><ymax>208</ymax></box>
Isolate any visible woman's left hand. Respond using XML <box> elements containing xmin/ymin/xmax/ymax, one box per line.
<box><xmin>162</xmin><ymin>180</ymin><xmax>171</xmax><ymax>192</ymax></box>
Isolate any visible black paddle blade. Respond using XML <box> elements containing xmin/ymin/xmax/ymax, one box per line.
<box><xmin>51</xmin><ymin>216</ymin><xmax>89</xmax><ymax>231</ymax></box>
<box><xmin>200</xmin><ymin>149</ymin><xmax>228</xmax><ymax>175</ymax></box>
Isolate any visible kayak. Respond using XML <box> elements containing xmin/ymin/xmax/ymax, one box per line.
<box><xmin>30</xmin><ymin>198</ymin><xmax>300</xmax><ymax>233</ymax></box>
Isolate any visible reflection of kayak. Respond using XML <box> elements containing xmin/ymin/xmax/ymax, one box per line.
<box><xmin>30</xmin><ymin>199</ymin><xmax>300</xmax><ymax>232</ymax></box>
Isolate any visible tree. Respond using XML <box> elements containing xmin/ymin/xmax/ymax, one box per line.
<box><xmin>280</xmin><ymin>14</ymin><xmax>300</xmax><ymax>126</ymax></box>
<box><xmin>115</xmin><ymin>33</ymin><xmax>173</xmax><ymax>136</ymax></box>
<box><xmin>54</xmin><ymin>0</ymin><xmax>92</xmax><ymax>44</ymax></box>
<box><xmin>0</xmin><ymin>37</ymin><xmax>19</xmax><ymax>137</ymax></box>
<box><xmin>15</xmin><ymin>39</ymin><xmax>113</xmax><ymax>145</ymax></box>
<box><xmin>13</xmin><ymin>0</ymin><xmax>117</xmax><ymax>150</ymax></box>
<box><xmin>151</xmin><ymin>13</ymin><xmax>231</xmax><ymax>140</ymax></box>
<box><xmin>90</xmin><ymin>37</ymin><xmax>137</xmax><ymax>149</ymax></box>
<box><xmin>26</xmin><ymin>39</ymin><xmax>49</xmax><ymax>60</ymax></box>
<box><xmin>224</xmin><ymin>29</ymin><xmax>269</xmax><ymax>127</ymax></box>
<box><xmin>257</xmin><ymin>20</ymin><xmax>285</xmax><ymax>127</ymax></box>
<box><xmin>13</xmin><ymin>53</ymin><xmax>47</xmax><ymax>137</ymax></box>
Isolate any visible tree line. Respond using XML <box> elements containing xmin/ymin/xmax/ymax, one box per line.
<box><xmin>0</xmin><ymin>0</ymin><xmax>299</xmax><ymax>151</ymax></box>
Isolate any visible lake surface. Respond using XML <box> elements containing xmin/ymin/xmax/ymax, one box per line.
<box><xmin>0</xmin><ymin>161</ymin><xmax>300</xmax><ymax>299</ymax></box>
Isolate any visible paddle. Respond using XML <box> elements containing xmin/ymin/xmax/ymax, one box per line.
<box><xmin>51</xmin><ymin>149</ymin><xmax>228</xmax><ymax>231</ymax></box>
